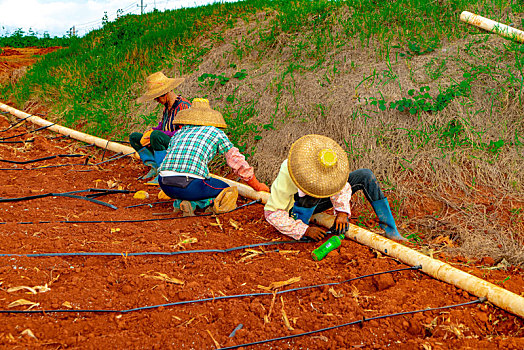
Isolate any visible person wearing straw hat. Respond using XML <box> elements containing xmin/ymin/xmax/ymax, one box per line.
<box><xmin>157</xmin><ymin>98</ymin><xmax>270</xmax><ymax>216</ymax></box>
<box><xmin>130</xmin><ymin>71</ymin><xmax>191</xmax><ymax>185</ymax></box>
<box><xmin>264</xmin><ymin>134</ymin><xmax>406</xmax><ymax>241</ymax></box>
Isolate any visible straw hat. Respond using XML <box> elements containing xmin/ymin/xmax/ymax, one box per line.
<box><xmin>174</xmin><ymin>98</ymin><xmax>227</xmax><ymax>128</ymax></box>
<box><xmin>136</xmin><ymin>71</ymin><xmax>185</xmax><ymax>103</ymax></box>
<box><xmin>288</xmin><ymin>134</ymin><xmax>350</xmax><ymax>198</ymax></box>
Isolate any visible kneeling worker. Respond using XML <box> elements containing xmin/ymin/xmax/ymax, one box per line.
<box><xmin>158</xmin><ymin>98</ymin><xmax>269</xmax><ymax>215</ymax></box>
<box><xmin>130</xmin><ymin>71</ymin><xmax>191</xmax><ymax>185</ymax></box>
<box><xmin>264</xmin><ymin>134</ymin><xmax>406</xmax><ymax>241</ymax></box>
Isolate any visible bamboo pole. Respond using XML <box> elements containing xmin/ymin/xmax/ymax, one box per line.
<box><xmin>0</xmin><ymin>102</ymin><xmax>138</xmax><ymax>158</ymax></box>
<box><xmin>1</xmin><ymin>102</ymin><xmax>523</xmax><ymax>319</ymax></box>
<box><xmin>460</xmin><ymin>11</ymin><xmax>524</xmax><ymax>43</ymax></box>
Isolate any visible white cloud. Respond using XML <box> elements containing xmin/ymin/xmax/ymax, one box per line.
<box><xmin>0</xmin><ymin>0</ymin><xmax>235</xmax><ymax>37</ymax></box>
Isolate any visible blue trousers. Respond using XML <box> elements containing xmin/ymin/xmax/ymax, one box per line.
<box><xmin>294</xmin><ymin>168</ymin><xmax>385</xmax><ymax>215</ymax></box>
<box><xmin>159</xmin><ymin>176</ymin><xmax>229</xmax><ymax>201</ymax></box>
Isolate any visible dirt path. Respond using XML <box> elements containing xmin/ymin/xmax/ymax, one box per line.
<box><xmin>0</xmin><ymin>48</ymin><xmax>522</xmax><ymax>349</ymax></box>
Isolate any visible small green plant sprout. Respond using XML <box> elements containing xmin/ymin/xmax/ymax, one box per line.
<box><xmin>390</xmin><ymin>86</ymin><xmax>432</xmax><ymax>115</ymax></box>
<box><xmin>406</xmin><ymin>232</ymin><xmax>423</xmax><ymax>244</ymax></box>
<box><xmin>198</xmin><ymin>69</ymin><xmax>248</xmax><ymax>88</ymax></box>
<box><xmin>370</xmin><ymin>98</ymin><xmax>387</xmax><ymax>111</ymax></box>
<box><xmin>232</xmin><ymin>69</ymin><xmax>247</xmax><ymax>80</ymax></box>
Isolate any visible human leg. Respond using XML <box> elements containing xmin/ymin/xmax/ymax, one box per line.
<box><xmin>159</xmin><ymin>177</ymin><xmax>230</xmax><ymax>216</ymax></box>
<box><xmin>348</xmin><ymin>168</ymin><xmax>405</xmax><ymax>240</ymax></box>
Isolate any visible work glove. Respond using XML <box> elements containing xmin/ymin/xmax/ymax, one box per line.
<box><xmin>304</xmin><ymin>226</ymin><xmax>327</xmax><ymax>242</ymax></box>
<box><xmin>140</xmin><ymin>129</ymin><xmax>154</xmax><ymax>147</ymax></box>
<box><xmin>246</xmin><ymin>175</ymin><xmax>270</xmax><ymax>192</ymax></box>
<box><xmin>331</xmin><ymin>212</ymin><xmax>349</xmax><ymax>235</ymax></box>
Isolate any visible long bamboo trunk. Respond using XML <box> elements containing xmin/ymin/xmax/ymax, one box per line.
<box><xmin>1</xmin><ymin>101</ymin><xmax>523</xmax><ymax>319</ymax></box>
<box><xmin>0</xmin><ymin>102</ymin><xmax>138</xmax><ymax>158</ymax></box>
<box><xmin>460</xmin><ymin>11</ymin><xmax>524</xmax><ymax>43</ymax></box>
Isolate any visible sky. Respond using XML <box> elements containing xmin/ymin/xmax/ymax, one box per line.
<box><xmin>0</xmin><ymin>0</ymin><xmax>239</xmax><ymax>37</ymax></box>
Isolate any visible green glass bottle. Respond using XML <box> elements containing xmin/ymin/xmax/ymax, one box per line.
<box><xmin>311</xmin><ymin>234</ymin><xmax>345</xmax><ymax>261</ymax></box>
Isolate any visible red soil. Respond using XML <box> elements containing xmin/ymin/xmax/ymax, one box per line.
<box><xmin>0</xmin><ymin>47</ymin><xmax>522</xmax><ymax>349</ymax></box>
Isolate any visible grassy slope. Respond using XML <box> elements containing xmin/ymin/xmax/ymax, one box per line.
<box><xmin>1</xmin><ymin>0</ymin><xmax>523</xmax><ymax>264</ymax></box>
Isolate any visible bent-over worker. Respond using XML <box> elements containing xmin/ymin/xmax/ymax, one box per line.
<box><xmin>158</xmin><ymin>98</ymin><xmax>269</xmax><ymax>216</ymax></box>
<box><xmin>264</xmin><ymin>134</ymin><xmax>406</xmax><ymax>242</ymax></box>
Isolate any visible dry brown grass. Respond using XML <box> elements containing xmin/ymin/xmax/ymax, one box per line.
<box><xmin>133</xmin><ymin>10</ymin><xmax>523</xmax><ymax>265</ymax></box>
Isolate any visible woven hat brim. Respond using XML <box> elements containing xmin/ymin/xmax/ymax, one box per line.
<box><xmin>288</xmin><ymin>135</ymin><xmax>350</xmax><ymax>198</ymax></box>
<box><xmin>174</xmin><ymin>107</ymin><xmax>227</xmax><ymax>128</ymax></box>
<box><xmin>136</xmin><ymin>78</ymin><xmax>185</xmax><ymax>103</ymax></box>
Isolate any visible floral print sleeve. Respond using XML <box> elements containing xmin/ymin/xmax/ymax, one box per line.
<box><xmin>224</xmin><ymin>147</ymin><xmax>254</xmax><ymax>182</ymax></box>
<box><xmin>264</xmin><ymin>210</ymin><xmax>308</xmax><ymax>240</ymax></box>
<box><xmin>330</xmin><ymin>182</ymin><xmax>352</xmax><ymax>216</ymax></box>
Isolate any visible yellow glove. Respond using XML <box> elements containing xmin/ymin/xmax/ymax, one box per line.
<box><xmin>140</xmin><ymin>129</ymin><xmax>153</xmax><ymax>147</ymax></box>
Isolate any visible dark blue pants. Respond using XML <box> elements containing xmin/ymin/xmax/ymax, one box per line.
<box><xmin>294</xmin><ymin>168</ymin><xmax>385</xmax><ymax>214</ymax></box>
<box><xmin>159</xmin><ymin>176</ymin><xmax>229</xmax><ymax>201</ymax></box>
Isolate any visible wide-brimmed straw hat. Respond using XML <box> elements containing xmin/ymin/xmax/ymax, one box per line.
<box><xmin>288</xmin><ymin>134</ymin><xmax>350</xmax><ymax>198</ymax></box>
<box><xmin>136</xmin><ymin>71</ymin><xmax>185</xmax><ymax>103</ymax></box>
<box><xmin>174</xmin><ymin>98</ymin><xmax>227</xmax><ymax>128</ymax></box>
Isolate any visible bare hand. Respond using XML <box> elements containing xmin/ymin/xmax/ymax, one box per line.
<box><xmin>333</xmin><ymin>212</ymin><xmax>349</xmax><ymax>234</ymax></box>
<box><xmin>304</xmin><ymin>226</ymin><xmax>327</xmax><ymax>241</ymax></box>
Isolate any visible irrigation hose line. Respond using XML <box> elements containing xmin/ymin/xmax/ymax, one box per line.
<box><xmin>0</xmin><ymin>266</ymin><xmax>421</xmax><ymax>314</ymax></box>
<box><xmin>0</xmin><ymin>151</ymin><xmax>132</xmax><ymax>171</ymax></box>
<box><xmin>1</xmin><ymin>103</ymin><xmax>523</xmax><ymax>319</ymax></box>
<box><xmin>0</xmin><ymin>153</ymin><xmax>86</xmax><ymax>164</ymax></box>
<box><xmin>0</xmin><ymin>199</ymin><xmax>261</xmax><ymax>225</ymax></box>
<box><xmin>218</xmin><ymin>298</ymin><xmax>486</xmax><ymax>350</ymax></box>
<box><xmin>0</xmin><ymin>122</ymin><xmax>56</xmax><ymax>141</ymax></box>
<box><xmin>0</xmin><ymin>114</ymin><xmax>32</xmax><ymax>132</ymax></box>
<box><xmin>0</xmin><ymin>188</ymin><xmax>133</xmax><ymax>210</ymax></box>
<box><xmin>0</xmin><ymin>139</ymin><xmax>34</xmax><ymax>144</ymax></box>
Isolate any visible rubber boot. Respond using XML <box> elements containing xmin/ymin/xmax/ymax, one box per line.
<box><xmin>137</xmin><ymin>147</ymin><xmax>158</xmax><ymax>180</ymax></box>
<box><xmin>291</xmin><ymin>204</ymin><xmax>317</xmax><ymax>224</ymax></box>
<box><xmin>145</xmin><ymin>150</ymin><xmax>167</xmax><ymax>186</ymax></box>
<box><xmin>371</xmin><ymin>198</ymin><xmax>406</xmax><ymax>241</ymax></box>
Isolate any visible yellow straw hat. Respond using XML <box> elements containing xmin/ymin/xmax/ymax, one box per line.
<box><xmin>288</xmin><ymin>134</ymin><xmax>350</xmax><ymax>198</ymax></box>
<box><xmin>136</xmin><ymin>71</ymin><xmax>185</xmax><ymax>103</ymax></box>
<box><xmin>174</xmin><ymin>98</ymin><xmax>227</xmax><ymax>128</ymax></box>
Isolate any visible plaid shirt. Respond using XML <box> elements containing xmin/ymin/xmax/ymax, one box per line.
<box><xmin>152</xmin><ymin>95</ymin><xmax>191</xmax><ymax>137</ymax></box>
<box><xmin>159</xmin><ymin>125</ymin><xmax>233</xmax><ymax>177</ymax></box>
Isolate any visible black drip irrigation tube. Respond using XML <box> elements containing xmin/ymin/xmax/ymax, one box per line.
<box><xmin>0</xmin><ymin>199</ymin><xmax>261</xmax><ymax>225</ymax></box>
<box><xmin>0</xmin><ymin>188</ymin><xmax>132</xmax><ymax>210</ymax></box>
<box><xmin>0</xmin><ymin>138</ymin><xmax>34</xmax><ymax>144</ymax></box>
<box><xmin>0</xmin><ymin>123</ymin><xmax>56</xmax><ymax>141</ymax></box>
<box><xmin>0</xmin><ymin>266</ymin><xmax>422</xmax><ymax>315</ymax></box>
<box><xmin>0</xmin><ymin>114</ymin><xmax>32</xmax><ymax>132</ymax></box>
<box><xmin>217</xmin><ymin>297</ymin><xmax>487</xmax><ymax>350</ymax></box>
<box><xmin>0</xmin><ymin>153</ymin><xmax>86</xmax><ymax>165</ymax></box>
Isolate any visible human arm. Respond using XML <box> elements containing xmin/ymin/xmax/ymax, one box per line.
<box><xmin>224</xmin><ymin>147</ymin><xmax>270</xmax><ymax>192</ymax></box>
<box><xmin>330</xmin><ymin>183</ymin><xmax>352</xmax><ymax>234</ymax></box>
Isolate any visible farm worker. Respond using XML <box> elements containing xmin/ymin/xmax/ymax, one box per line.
<box><xmin>130</xmin><ymin>71</ymin><xmax>191</xmax><ymax>185</ymax></box>
<box><xmin>158</xmin><ymin>98</ymin><xmax>270</xmax><ymax>216</ymax></box>
<box><xmin>264</xmin><ymin>134</ymin><xmax>406</xmax><ymax>242</ymax></box>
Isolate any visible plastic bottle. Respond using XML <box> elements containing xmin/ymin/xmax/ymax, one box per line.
<box><xmin>311</xmin><ymin>234</ymin><xmax>345</xmax><ymax>261</ymax></box>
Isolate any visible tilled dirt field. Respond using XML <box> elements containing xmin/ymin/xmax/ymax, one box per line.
<box><xmin>0</xmin><ymin>111</ymin><xmax>523</xmax><ymax>350</ymax></box>
<box><xmin>1</xmin><ymin>48</ymin><xmax>523</xmax><ymax>349</ymax></box>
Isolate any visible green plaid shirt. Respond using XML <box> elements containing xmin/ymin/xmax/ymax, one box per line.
<box><xmin>159</xmin><ymin>125</ymin><xmax>233</xmax><ymax>177</ymax></box>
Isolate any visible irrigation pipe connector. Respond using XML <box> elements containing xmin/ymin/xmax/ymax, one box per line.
<box><xmin>1</xmin><ymin>103</ymin><xmax>522</xmax><ymax>319</ymax></box>
<box><xmin>460</xmin><ymin>11</ymin><xmax>524</xmax><ymax>43</ymax></box>
<box><xmin>0</xmin><ymin>102</ymin><xmax>139</xmax><ymax>159</ymax></box>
